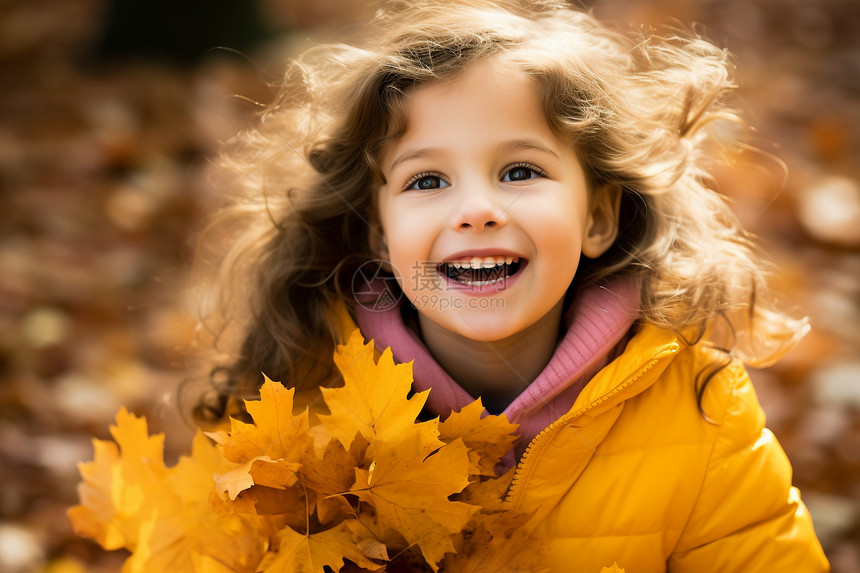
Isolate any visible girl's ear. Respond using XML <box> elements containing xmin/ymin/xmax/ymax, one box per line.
<box><xmin>582</xmin><ymin>183</ymin><xmax>622</xmax><ymax>259</ymax></box>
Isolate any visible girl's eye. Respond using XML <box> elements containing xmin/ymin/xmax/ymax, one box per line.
<box><xmin>502</xmin><ymin>164</ymin><xmax>544</xmax><ymax>182</ymax></box>
<box><xmin>405</xmin><ymin>174</ymin><xmax>450</xmax><ymax>191</ymax></box>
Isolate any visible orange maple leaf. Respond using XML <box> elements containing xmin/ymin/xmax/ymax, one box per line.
<box><xmin>299</xmin><ymin>433</ymin><xmax>370</xmax><ymax>524</ymax></box>
<box><xmin>209</xmin><ymin>376</ymin><xmax>309</xmax><ymax>464</ymax></box>
<box><xmin>438</xmin><ymin>399</ymin><xmax>519</xmax><ymax>476</ymax></box>
<box><xmin>207</xmin><ymin>377</ymin><xmax>309</xmax><ymax>502</ymax></box>
<box><xmin>350</xmin><ymin>432</ymin><xmax>476</xmax><ymax>571</ymax></box>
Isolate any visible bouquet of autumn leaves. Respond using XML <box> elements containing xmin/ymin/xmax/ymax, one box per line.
<box><xmin>68</xmin><ymin>331</ymin><xmax>550</xmax><ymax>572</ymax></box>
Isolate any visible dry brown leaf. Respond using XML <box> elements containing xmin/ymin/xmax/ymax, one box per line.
<box><xmin>259</xmin><ymin>521</ymin><xmax>384</xmax><ymax>572</ymax></box>
<box><xmin>443</xmin><ymin>510</ymin><xmax>549</xmax><ymax>573</ymax></box>
<box><xmin>299</xmin><ymin>433</ymin><xmax>369</xmax><ymax>524</ymax></box>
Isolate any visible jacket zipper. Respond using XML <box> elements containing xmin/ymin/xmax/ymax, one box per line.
<box><xmin>505</xmin><ymin>356</ymin><xmax>665</xmax><ymax>507</ymax></box>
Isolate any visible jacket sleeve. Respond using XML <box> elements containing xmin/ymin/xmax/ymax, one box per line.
<box><xmin>668</xmin><ymin>359</ymin><xmax>829</xmax><ymax>573</ymax></box>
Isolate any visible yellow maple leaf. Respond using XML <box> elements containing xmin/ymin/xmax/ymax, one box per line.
<box><xmin>211</xmin><ymin>455</ymin><xmax>300</xmax><ymax>501</ymax></box>
<box><xmin>600</xmin><ymin>563</ymin><xmax>625</xmax><ymax>573</ymax></box>
<box><xmin>249</xmin><ymin>456</ymin><xmax>302</xmax><ymax>489</ymax></box>
<box><xmin>209</xmin><ymin>481</ymin><xmax>309</xmax><ymax>536</ymax></box>
<box><xmin>208</xmin><ymin>376</ymin><xmax>309</xmax><ymax>464</ymax></box>
<box><xmin>69</xmin><ymin>409</ymin><xmax>268</xmax><ymax>573</ymax></box>
<box><xmin>438</xmin><ymin>399</ymin><xmax>519</xmax><ymax>476</ymax></box>
<box><xmin>67</xmin><ymin>407</ymin><xmax>169</xmax><ymax>551</ymax></box>
<box><xmin>350</xmin><ymin>432</ymin><xmax>476</xmax><ymax>571</ymax></box>
<box><xmin>67</xmin><ymin>438</ymin><xmax>126</xmax><ymax>550</ymax></box>
<box><xmin>259</xmin><ymin>521</ymin><xmax>384</xmax><ymax>572</ymax></box>
<box><xmin>168</xmin><ymin>430</ymin><xmax>270</xmax><ymax>571</ymax></box>
<box><xmin>71</xmin><ymin>332</ymin><xmax>552</xmax><ymax>572</ymax></box>
<box><xmin>170</xmin><ymin>430</ymin><xmax>233</xmax><ymax>502</ymax></box>
<box><xmin>321</xmin><ymin>331</ymin><xmax>440</xmax><ymax>453</ymax></box>
<box><xmin>207</xmin><ymin>377</ymin><xmax>309</xmax><ymax>504</ymax></box>
<box><xmin>213</xmin><ymin>459</ymin><xmax>258</xmax><ymax>501</ymax></box>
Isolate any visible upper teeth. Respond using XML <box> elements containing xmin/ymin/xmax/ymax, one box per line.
<box><xmin>446</xmin><ymin>256</ymin><xmax>518</xmax><ymax>269</ymax></box>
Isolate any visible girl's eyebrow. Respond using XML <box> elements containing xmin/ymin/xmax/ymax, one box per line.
<box><xmin>507</xmin><ymin>139</ymin><xmax>561</xmax><ymax>159</ymax></box>
<box><xmin>389</xmin><ymin>147</ymin><xmax>438</xmax><ymax>171</ymax></box>
<box><xmin>389</xmin><ymin>139</ymin><xmax>561</xmax><ymax>172</ymax></box>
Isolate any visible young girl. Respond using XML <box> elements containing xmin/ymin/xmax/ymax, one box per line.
<box><xmin>194</xmin><ymin>0</ymin><xmax>829</xmax><ymax>570</ymax></box>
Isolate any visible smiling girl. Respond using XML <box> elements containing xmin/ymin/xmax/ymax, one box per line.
<box><xmin>373</xmin><ymin>57</ymin><xmax>620</xmax><ymax>410</ymax></box>
<box><xmin>195</xmin><ymin>0</ymin><xmax>829</xmax><ymax>570</ymax></box>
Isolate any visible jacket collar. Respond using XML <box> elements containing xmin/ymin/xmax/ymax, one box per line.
<box><xmin>506</xmin><ymin>324</ymin><xmax>683</xmax><ymax>520</ymax></box>
<box><xmin>565</xmin><ymin>324</ymin><xmax>683</xmax><ymax>424</ymax></box>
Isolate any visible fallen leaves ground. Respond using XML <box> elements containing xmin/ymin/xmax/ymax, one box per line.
<box><xmin>1</xmin><ymin>0</ymin><xmax>858</xmax><ymax>572</ymax></box>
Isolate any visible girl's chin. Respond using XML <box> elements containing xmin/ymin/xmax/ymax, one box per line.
<box><xmin>412</xmin><ymin>289</ymin><xmax>568</xmax><ymax>345</ymax></box>
<box><xmin>420</xmin><ymin>310</ymin><xmax>536</xmax><ymax>344</ymax></box>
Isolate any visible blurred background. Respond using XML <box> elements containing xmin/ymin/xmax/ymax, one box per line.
<box><xmin>0</xmin><ymin>0</ymin><xmax>857</xmax><ymax>571</ymax></box>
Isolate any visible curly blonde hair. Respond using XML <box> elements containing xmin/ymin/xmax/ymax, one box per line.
<box><xmin>191</xmin><ymin>0</ymin><xmax>806</xmax><ymax>423</ymax></box>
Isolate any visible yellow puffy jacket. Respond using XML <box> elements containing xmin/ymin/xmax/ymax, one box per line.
<box><xmin>337</xmin><ymin>306</ymin><xmax>830</xmax><ymax>572</ymax></box>
<box><xmin>502</xmin><ymin>324</ymin><xmax>829</xmax><ymax>572</ymax></box>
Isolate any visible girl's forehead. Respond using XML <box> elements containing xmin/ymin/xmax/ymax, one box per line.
<box><xmin>381</xmin><ymin>58</ymin><xmax>568</xmax><ymax>168</ymax></box>
<box><xmin>408</xmin><ymin>58</ymin><xmax>533</xmax><ymax>103</ymax></box>
<box><xmin>397</xmin><ymin>56</ymin><xmax>549</xmax><ymax>129</ymax></box>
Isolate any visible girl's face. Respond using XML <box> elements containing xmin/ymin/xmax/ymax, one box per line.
<box><xmin>376</xmin><ymin>58</ymin><xmax>618</xmax><ymax>344</ymax></box>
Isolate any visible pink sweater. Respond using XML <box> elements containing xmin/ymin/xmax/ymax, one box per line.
<box><xmin>354</xmin><ymin>277</ymin><xmax>640</xmax><ymax>464</ymax></box>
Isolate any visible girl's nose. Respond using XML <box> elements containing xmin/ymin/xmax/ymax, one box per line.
<box><xmin>451</xmin><ymin>183</ymin><xmax>508</xmax><ymax>231</ymax></box>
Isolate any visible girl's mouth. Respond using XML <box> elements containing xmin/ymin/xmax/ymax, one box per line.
<box><xmin>438</xmin><ymin>256</ymin><xmax>524</xmax><ymax>287</ymax></box>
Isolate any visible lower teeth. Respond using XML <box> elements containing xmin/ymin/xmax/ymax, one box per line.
<box><xmin>461</xmin><ymin>276</ymin><xmax>506</xmax><ymax>286</ymax></box>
